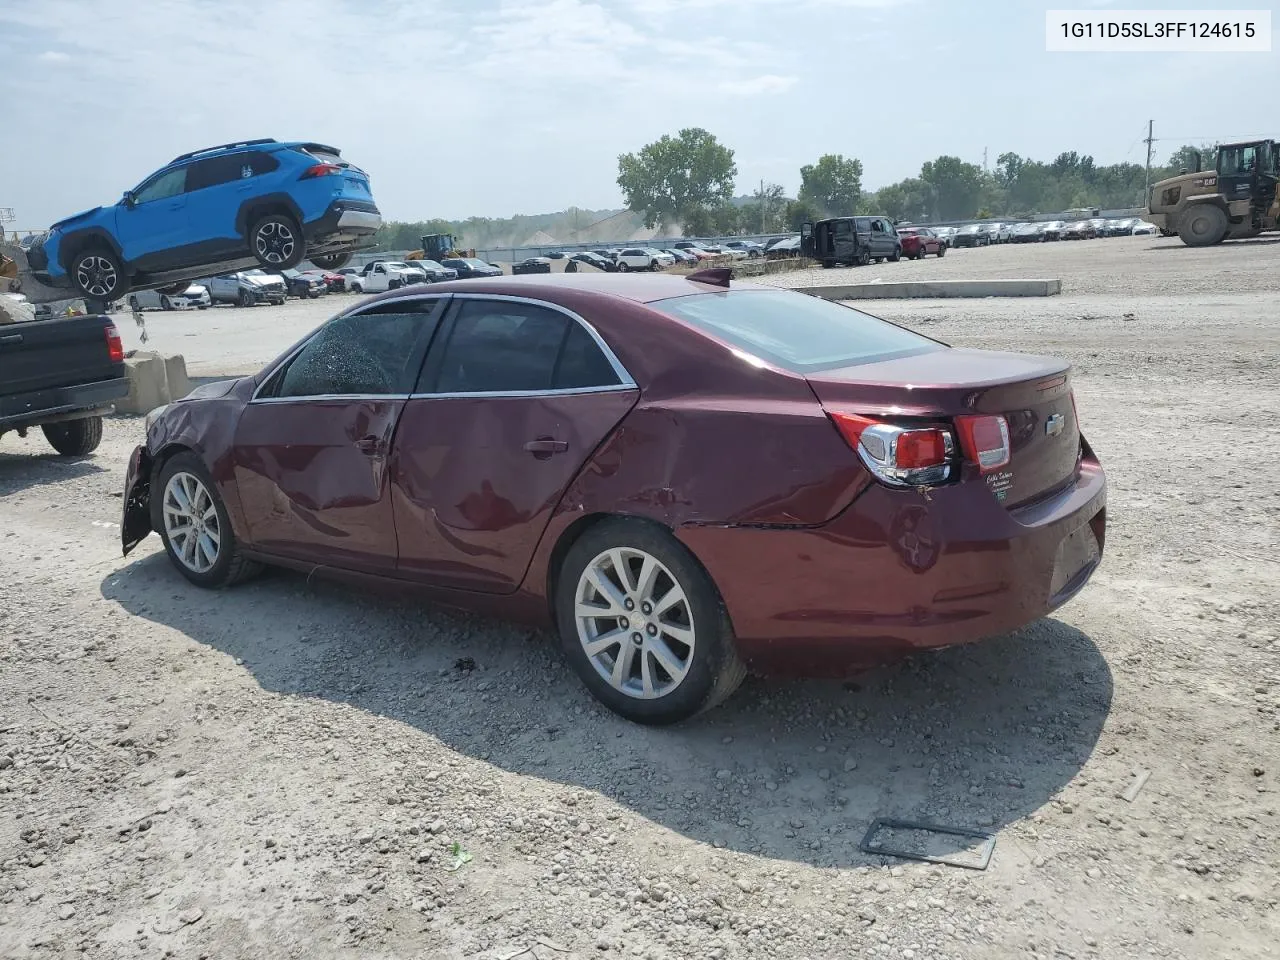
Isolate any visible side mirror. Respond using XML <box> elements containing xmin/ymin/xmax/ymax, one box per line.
<box><xmin>121</xmin><ymin>191</ymin><xmax>136</xmax><ymax>208</ymax></box>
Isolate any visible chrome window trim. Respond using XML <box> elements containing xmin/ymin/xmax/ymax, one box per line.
<box><xmin>247</xmin><ymin>291</ymin><xmax>636</xmax><ymax>405</ymax></box>
<box><xmin>443</xmin><ymin>293</ymin><xmax>636</xmax><ymax>390</ymax></box>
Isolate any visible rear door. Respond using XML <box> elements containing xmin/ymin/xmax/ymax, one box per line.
<box><xmin>185</xmin><ymin>150</ymin><xmax>276</xmax><ymax>256</ymax></box>
<box><xmin>390</xmin><ymin>295</ymin><xmax>639</xmax><ymax>593</ymax></box>
<box><xmin>232</xmin><ymin>297</ymin><xmax>446</xmax><ymax>572</ymax></box>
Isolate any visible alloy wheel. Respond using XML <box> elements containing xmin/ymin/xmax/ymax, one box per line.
<box><xmin>574</xmin><ymin>547</ymin><xmax>695</xmax><ymax>700</ymax></box>
<box><xmin>162</xmin><ymin>471</ymin><xmax>221</xmax><ymax>574</ymax></box>
<box><xmin>255</xmin><ymin>221</ymin><xmax>296</xmax><ymax>265</ymax></box>
<box><xmin>75</xmin><ymin>256</ymin><xmax>118</xmax><ymax>298</ymax></box>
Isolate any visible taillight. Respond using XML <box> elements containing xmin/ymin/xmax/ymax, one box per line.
<box><xmin>104</xmin><ymin>323</ymin><xmax>124</xmax><ymax>363</ymax></box>
<box><xmin>828</xmin><ymin>412</ymin><xmax>954</xmax><ymax>487</ymax></box>
<box><xmin>300</xmin><ymin>163</ymin><xmax>342</xmax><ymax>179</ymax></box>
<box><xmin>954</xmin><ymin>414</ymin><xmax>1011</xmax><ymax>473</ymax></box>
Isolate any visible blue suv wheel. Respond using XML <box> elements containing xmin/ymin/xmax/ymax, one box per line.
<box><xmin>249</xmin><ymin>212</ymin><xmax>305</xmax><ymax>270</ymax></box>
<box><xmin>72</xmin><ymin>247</ymin><xmax>126</xmax><ymax>300</ymax></box>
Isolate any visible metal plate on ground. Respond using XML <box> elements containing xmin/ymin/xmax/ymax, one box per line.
<box><xmin>859</xmin><ymin>818</ymin><xmax>996</xmax><ymax>870</ymax></box>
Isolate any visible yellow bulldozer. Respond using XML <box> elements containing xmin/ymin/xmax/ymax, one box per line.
<box><xmin>1145</xmin><ymin>139</ymin><xmax>1279</xmax><ymax>246</ymax></box>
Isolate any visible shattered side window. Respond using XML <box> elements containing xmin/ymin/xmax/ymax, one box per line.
<box><xmin>274</xmin><ymin>308</ymin><xmax>436</xmax><ymax>398</ymax></box>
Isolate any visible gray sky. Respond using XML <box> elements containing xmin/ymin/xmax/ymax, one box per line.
<box><xmin>2</xmin><ymin>0</ymin><xmax>1276</xmax><ymax>228</ymax></box>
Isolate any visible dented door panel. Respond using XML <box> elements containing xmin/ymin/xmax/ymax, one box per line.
<box><xmin>233</xmin><ymin>398</ymin><xmax>404</xmax><ymax>571</ymax></box>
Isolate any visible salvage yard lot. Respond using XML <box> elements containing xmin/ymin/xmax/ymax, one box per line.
<box><xmin>1</xmin><ymin>237</ymin><xmax>1278</xmax><ymax>959</ymax></box>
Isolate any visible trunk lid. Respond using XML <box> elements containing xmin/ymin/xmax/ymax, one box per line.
<box><xmin>807</xmin><ymin>347</ymin><xmax>1080</xmax><ymax>508</ymax></box>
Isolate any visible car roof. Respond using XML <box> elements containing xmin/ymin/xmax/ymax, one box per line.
<box><xmin>364</xmin><ymin>272</ymin><xmax>769</xmax><ymax>306</ymax></box>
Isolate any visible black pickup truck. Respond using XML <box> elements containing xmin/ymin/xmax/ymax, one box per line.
<box><xmin>0</xmin><ymin>312</ymin><xmax>129</xmax><ymax>456</ymax></box>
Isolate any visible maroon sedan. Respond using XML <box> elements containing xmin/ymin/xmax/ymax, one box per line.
<box><xmin>120</xmin><ymin>269</ymin><xmax>1106</xmax><ymax>725</ymax></box>
<box><xmin>897</xmin><ymin>227</ymin><xmax>945</xmax><ymax>259</ymax></box>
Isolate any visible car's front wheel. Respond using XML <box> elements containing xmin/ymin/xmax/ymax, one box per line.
<box><xmin>71</xmin><ymin>247</ymin><xmax>127</xmax><ymax>301</ymax></box>
<box><xmin>556</xmin><ymin>519</ymin><xmax>747</xmax><ymax>725</ymax></box>
<box><xmin>249</xmin><ymin>213</ymin><xmax>306</xmax><ymax>270</ymax></box>
<box><xmin>153</xmin><ymin>452</ymin><xmax>260</xmax><ymax>589</ymax></box>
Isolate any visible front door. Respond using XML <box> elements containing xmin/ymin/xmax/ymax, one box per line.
<box><xmin>232</xmin><ymin>298</ymin><xmax>446</xmax><ymax>572</ymax></box>
<box><xmin>390</xmin><ymin>296</ymin><xmax>638</xmax><ymax>593</ymax></box>
<box><xmin>115</xmin><ymin>166</ymin><xmax>191</xmax><ymax>269</ymax></box>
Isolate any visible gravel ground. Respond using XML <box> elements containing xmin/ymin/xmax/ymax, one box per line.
<box><xmin>1</xmin><ymin>238</ymin><xmax>1278</xmax><ymax>959</ymax></box>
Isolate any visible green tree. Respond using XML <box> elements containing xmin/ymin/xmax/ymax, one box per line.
<box><xmin>798</xmin><ymin>154</ymin><xmax>863</xmax><ymax>217</ymax></box>
<box><xmin>785</xmin><ymin>198</ymin><xmax>821</xmax><ymax>231</ymax></box>
<box><xmin>1165</xmin><ymin>143</ymin><xmax>1214</xmax><ymax>174</ymax></box>
<box><xmin>617</xmin><ymin>128</ymin><xmax>738</xmax><ymax>229</ymax></box>
<box><xmin>920</xmin><ymin>155</ymin><xmax>984</xmax><ymax>220</ymax></box>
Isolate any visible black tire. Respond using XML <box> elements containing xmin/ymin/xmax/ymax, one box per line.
<box><xmin>70</xmin><ymin>246</ymin><xmax>127</xmax><ymax>301</ymax></box>
<box><xmin>238</xmin><ymin>288</ymin><xmax>253</xmax><ymax>308</ymax></box>
<box><xmin>618</xmin><ymin>261</ymin><xmax>630</xmax><ymax>272</ymax></box>
<box><xmin>856</xmin><ymin>250</ymin><xmax>871</xmax><ymax>266</ymax></box>
<box><xmin>128</xmin><ymin>295</ymin><xmax>140</xmax><ymax>312</ymax></box>
<box><xmin>41</xmin><ymin>416</ymin><xmax>103</xmax><ymax>456</ymax></box>
<box><xmin>1178</xmin><ymin>205</ymin><xmax>1228</xmax><ymax>247</ymax></box>
<box><xmin>310</xmin><ymin>251</ymin><xmax>352</xmax><ymax>270</ymax></box>
<box><xmin>937</xmin><ymin>244</ymin><xmax>946</xmax><ymax>257</ymax></box>
<box><xmin>152</xmin><ymin>452</ymin><xmax>261</xmax><ymax>589</ymax></box>
<box><xmin>249</xmin><ymin>212</ymin><xmax>306</xmax><ymax>269</ymax></box>
<box><xmin>889</xmin><ymin>246</ymin><xmax>901</xmax><ymax>262</ymax></box>
<box><xmin>556</xmin><ymin>518</ymin><xmax>747</xmax><ymax>725</ymax></box>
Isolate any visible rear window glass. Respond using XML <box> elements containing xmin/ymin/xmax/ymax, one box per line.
<box><xmin>652</xmin><ymin>290</ymin><xmax>943</xmax><ymax>373</ymax></box>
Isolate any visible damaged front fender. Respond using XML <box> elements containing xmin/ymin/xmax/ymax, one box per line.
<box><xmin>121</xmin><ymin>443</ymin><xmax>153</xmax><ymax>555</ymax></box>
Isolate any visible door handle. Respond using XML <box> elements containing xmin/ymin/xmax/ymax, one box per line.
<box><xmin>524</xmin><ymin>438</ymin><xmax>568</xmax><ymax>456</ymax></box>
<box><xmin>0</xmin><ymin>334</ymin><xmax>22</xmax><ymax>345</ymax></box>
<box><xmin>355</xmin><ymin>435</ymin><xmax>386</xmax><ymax>455</ymax></box>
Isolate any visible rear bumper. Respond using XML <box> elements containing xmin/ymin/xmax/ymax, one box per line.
<box><xmin>678</xmin><ymin>456</ymin><xmax>1107</xmax><ymax>678</ymax></box>
<box><xmin>0</xmin><ymin>376</ymin><xmax>128</xmax><ymax>433</ymax></box>
<box><xmin>306</xmin><ymin>200</ymin><xmax>383</xmax><ymax>242</ymax></box>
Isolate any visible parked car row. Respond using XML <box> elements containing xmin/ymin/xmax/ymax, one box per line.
<box><xmin>912</xmin><ymin>217</ymin><xmax>1156</xmax><ymax>247</ymax></box>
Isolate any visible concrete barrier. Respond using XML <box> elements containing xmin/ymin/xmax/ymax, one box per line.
<box><xmin>117</xmin><ymin>351</ymin><xmax>191</xmax><ymax>415</ymax></box>
<box><xmin>802</xmin><ymin>278</ymin><xmax>1062</xmax><ymax>300</ymax></box>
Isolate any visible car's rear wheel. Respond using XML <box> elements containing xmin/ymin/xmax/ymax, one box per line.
<box><xmin>154</xmin><ymin>453</ymin><xmax>260</xmax><ymax>589</ymax></box>
<box><xmin>42</xmin><ymin>416</ymin><xmax>102</xmax><ymax>456</ymax></box>
<box><xmin>249</xmin><ymin>213</ymin><xmax>305</xmax><ymax>269</ymax></box>
<box><xmin>310</xmin><ymin>252</ymin><xmax>352</xmax><ymax>270</ymax></box>
<box><xmin>556</xmin><ymin>519</ymin><xmax>746</xmax><ymax>725</ymax></box>
<box><xmin>618</xmin><ymin>261</ymin><xmax>630</xmax><ymax>272</ymax></box>
<box><xmin>71</xmin><ymin>247</ymin><xmax>126</xmax><ymax>301</ymax></box>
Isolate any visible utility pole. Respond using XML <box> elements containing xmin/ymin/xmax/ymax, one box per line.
<box><xmin>760</xmin><ymin>179</ymin><xmax>766</xmax><ymax>233</ymax></box>
<box><xmin>982</xmin><ymin>147</ymin><xmax>988</xmax><ymax>175</ymax></box>
<box><xmin>1143</xmin><ymin>119</ymin><xmax>1155</xmax><ymax>201</ymax></box>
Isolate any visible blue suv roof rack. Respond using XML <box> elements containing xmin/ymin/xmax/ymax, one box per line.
<box><xmin>169</xmin><ymin>138</ymin><xmax>279</xmax><ymax>165</ymax></box>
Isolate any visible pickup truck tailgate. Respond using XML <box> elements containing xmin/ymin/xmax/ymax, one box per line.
<box><xmin>0</xmin><ymin>314</ymin><xmax>122</xmax><ymax>395</ymax></box>
<box><xmin>1</xmin><ymin>314</ymin><xmax>127</xmax><ymax>428</ymax></box>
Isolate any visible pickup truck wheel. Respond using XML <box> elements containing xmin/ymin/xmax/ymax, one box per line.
<box><xmin>249</xmin><ymin>213</ymin><xmax>305</xmax><ymax>270</ymax></box>
<box><xmin>41</xmin><ymin>416</ymin><xmax>103</xmax><ymax>457</ymax></box>
<box><xmin>154</xmin><ymin>452</ymin><xmax>260</xmax><ymax>589</ymax></box>
<box><xmin>310</xmin><ymin>252</ymin><xmax>352</xmax><ymax>270</ymax></box>
<box><xmin>71</xmin><ymin>247</ymin><xmax>126</xmax><ymax>301</ymax></box>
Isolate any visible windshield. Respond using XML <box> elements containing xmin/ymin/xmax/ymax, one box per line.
<box><xmin>652</xmin><ymin>290</ymin><xmax>943</xmax><ymax>373</ymax></box>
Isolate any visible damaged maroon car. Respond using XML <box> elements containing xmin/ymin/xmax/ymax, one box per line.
<box><xmin>121</xmin><ymin>270</ymin><xmax>1106</xmax><ymax>724</ymax></box>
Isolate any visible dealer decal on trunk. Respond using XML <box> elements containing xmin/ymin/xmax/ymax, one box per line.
<box><xmin>986</xmin><ymin>470</ymin><xmax>1014</xmax><ymax>502</ymax></box>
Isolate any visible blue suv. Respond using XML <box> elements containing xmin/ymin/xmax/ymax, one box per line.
<box><xmin>26</xmin><ymin>139</ymin><xmax>381</xmax><ymax>302</ymax></box>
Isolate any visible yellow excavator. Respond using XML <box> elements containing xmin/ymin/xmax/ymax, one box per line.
<box><xmin>1145</xmin><ymin>139</ymin><xmax>1279</xmax><ymax>246</ymax></box>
